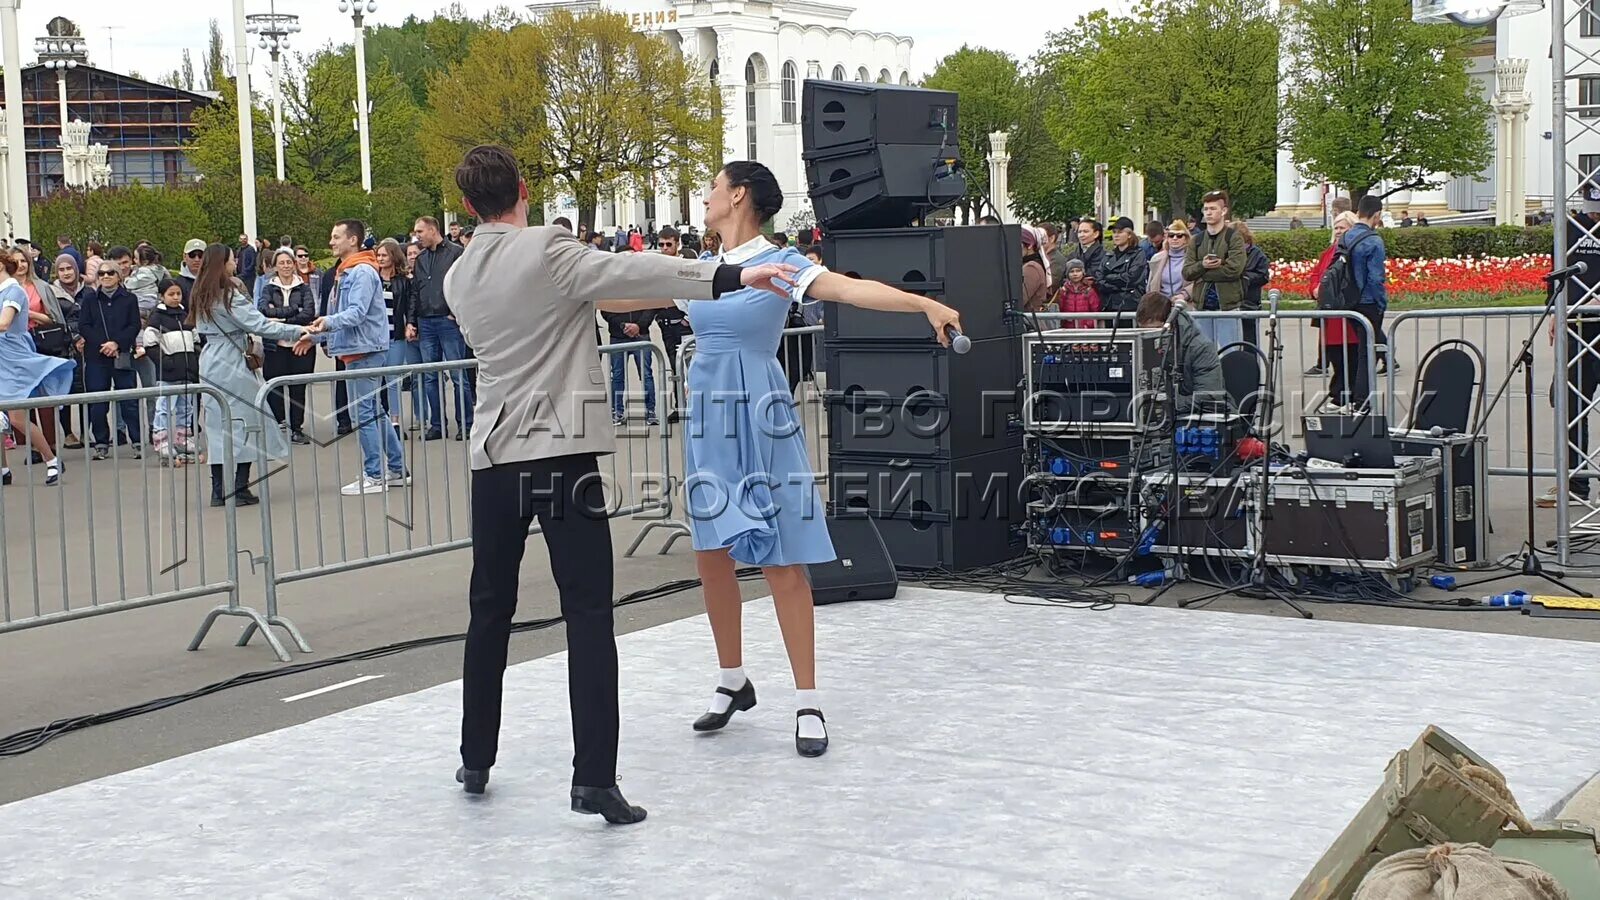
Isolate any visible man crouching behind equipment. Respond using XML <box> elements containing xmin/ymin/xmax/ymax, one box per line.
<box><xmin>1134</xmin><ymin>291</ymin><xmax>1228</xmax><ymax>415</ymax></box>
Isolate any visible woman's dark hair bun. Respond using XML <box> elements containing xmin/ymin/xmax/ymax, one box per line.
<box><xmin>721</xmin><ymin>160</ymin><xmax>784</xmax><ymax>223</ymax></box>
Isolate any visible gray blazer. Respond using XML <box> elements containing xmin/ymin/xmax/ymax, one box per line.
<box><xmin>445</xmin><ymin>222</ymin><xmax>727</xmax><ymax>470</ymax></box>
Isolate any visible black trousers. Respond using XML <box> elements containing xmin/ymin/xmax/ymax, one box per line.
<box><xmin>333</xmin><ymin>359</ymin><xmax>353</xmax><ymax>430</ymax></box>
<box><xmin>262</xmin><ymin>350</ymin><xmax>316</xmax><ymax>432</ymax></box>
<box><xmin>1348</xmin><ymin>304</ymin><xmax>1384</xmax><ymax>411</ymax></box>
<box><xmin>461</xmin><ymin>453</ymin><xmax>618</xmax><ymax>787</ymax></box>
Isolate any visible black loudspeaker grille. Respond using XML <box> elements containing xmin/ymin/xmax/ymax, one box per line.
<box><xmin>808</xmin><ymin>516</ymin><xmax>899</xmax><ymax>605</ymax></box>
<box><xmin>828</xmin><ymin>447</ymin><xmax>1025</xmax><ymax>570</ymax></box>
<box><xmin>825</xmin><ymin>338</ymin><xmax>1022</xmax><ymax>459</ymax></box>
<box><xmin>822</xmin><ymin>226</ymin><xmax>1021</xmax><ymax>345</ymax></box>
<box><xmin>801</xmin><ymin>81</ymin><xmax>960</xmax><ymax>154</ymax></box>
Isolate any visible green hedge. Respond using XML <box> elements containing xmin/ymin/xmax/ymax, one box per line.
<box><xmin>1253</xmin><ymin>225</ymin><xmax>1554</xmax><ymax>262</ymax></box>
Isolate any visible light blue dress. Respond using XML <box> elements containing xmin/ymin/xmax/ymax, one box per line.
<box><xmin>0</xmin><ymin>281</ymin><xmax>74</xmax><ymax>403</ymax></box>
<box><xmin>680</xmin><ymin>241</ymin><xmax>835</xmax><ymax>567</ymax></box>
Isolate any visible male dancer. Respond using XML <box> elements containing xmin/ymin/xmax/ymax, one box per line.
<box><xmin>445</xmin><ymin>145</ymin><xmax>796</xmax><ymax>824</ymax></box>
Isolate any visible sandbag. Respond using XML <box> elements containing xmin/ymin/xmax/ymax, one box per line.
<box><xmin>1353</xmin><ymin>843</ymin><xmax>1569</xmax><ymax>900</ymax></box>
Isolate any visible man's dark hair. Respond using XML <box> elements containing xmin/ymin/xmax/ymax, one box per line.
<box><xmin>1201</xmin><ymin>189</ymin><xmax>1231</xmax><ymax>208</ymax></box>
<box><xmin>106</xmin><ymin>244</ymin><xmax>132</xmax><ymax>261</ymax></box>
<box><xmin>278</xmin><ymin>234</ymin><xmax>293</xmax><ymax>246</ymax></box>
<box><xmin>721</xmin><ymin>160</ymin><xmax>784</xmax><ymax>222</ymax></box>
<box><xmin>1135</xmin><ymin>291</ymin><xmax>1173</xmax><ymax>326</ymax></box>
<box><xmin>553</xmin><ymin>216</ymin><xmax>573</xmax><ymax>232</ymax></box>
<box><xmin>658</xmin><ymin>225</ymin><xmax>679</xmax><ymax>240</ymax></box>
<box><xmin>56</xmin><ymin>234</ymin><xmax>71</xmax><ymax>245</ymax></box>
<box><xmin>1357</xmin><ymin>194</ymin><xmax>1384</xmax><ymax>219</ymax></box>
<box><xmin>414</xmin><ymin>215</ymin><xmax>440</xmax><ymax>232</ymax></box>
<box><xmin>978</xmin><ymin>215</ymin><xmax>1000</xmax><ymax>225</ymax></box>
<box><xmin>769</xmin><ymin>231</ymin><xmax>788</xmax><ymax>247</ymax></box>
<box><xmin>335</xmin><ymin>219</ymin><xmax>367</xmax><ymax>245</ymax></box>
<box><xmin>1146</xmin><ymin>220</ymin><xmax>1164</xmax><ymax>240</ymax></box>
<box><xmin>456</xmin><ymin>145</ymin><xmax>522</xmax><ymax>220</ymax></box>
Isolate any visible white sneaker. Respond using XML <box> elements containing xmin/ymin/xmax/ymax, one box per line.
<box><xmin>386</xmin><ymin>470</ymin><xmax>412</xmax><ymax>486</ymax></box>
<box><xmin>341</xmin><ymin>476</ymin><xmax>389</xmax><ymax>496</ymax></box>
<box><xmin>1536</xmin><ymin>486</ymin><xmax>1591</xmax><ymax>508</ymax></box>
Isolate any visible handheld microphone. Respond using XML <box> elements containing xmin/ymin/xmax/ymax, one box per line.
<box><xmin>1268</xmin><ymin>287</ymin><xmax>1282</xmax><ymax>310</ymax></box>
<box><xmin>945</xmin><ymin>325</ymin><xmax>971</xmax><ymax>354</ymax></box>
<box><xmin>1546</xmin><ymin>261</ymin><xmax>1589</xmax><ymax>282</ymax></box>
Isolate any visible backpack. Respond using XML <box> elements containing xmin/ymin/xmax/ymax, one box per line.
<box><xmin>1318</xmin><ymin>233</ymin><xmax>1379</xmax><ymax>311</ymax></box>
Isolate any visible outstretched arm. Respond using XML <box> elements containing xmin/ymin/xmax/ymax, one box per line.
<box><xmin>806</xmin><ymin>272</ymin><xmax>963</xmax><ymax>347</ymax></box>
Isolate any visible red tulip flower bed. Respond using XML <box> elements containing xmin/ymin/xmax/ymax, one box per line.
<box><xmin>1266</xmin><ymin>254</ymin><xmax>1552</xmax><ymax>305</ymax></box>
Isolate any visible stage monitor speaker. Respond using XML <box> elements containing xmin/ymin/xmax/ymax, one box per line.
<box><xmin>828</xmin><ymin>446</ymin><xmax>1026</xmax><ymax>570</ymax></box>
<box><xmin>825</xmin><ymin>338</ymin><xmax>1022</xmax><ymax>459</ymax></box>
<box><xmin>804</xmin><ymin>143</ymin><xmax>966</xmax><ymax>231</ymax></box>
<box><xmin>802</xmin><ymin>80</ymin><xmax>959</xmax><ymax>154</ymax></box>
<box><xmin>808</xmin><ymin>516</ymin><xmax>899</xmax><ymax>605</ymax></box>
<box><xmin>822</xmin><ymin>226</ymin><xmax>1022</xmax><ymax>345</ymax></box>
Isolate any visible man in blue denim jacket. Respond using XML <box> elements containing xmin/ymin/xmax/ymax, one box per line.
<box><xmin>302</xmin><ymin>219</ymin><xmax>408</xmax><ymax>496</ymax></box>
<box><xmin>1340</xmin><ymin>195</ymin><xmax>1388</xmax><ymax>407</ymax></box>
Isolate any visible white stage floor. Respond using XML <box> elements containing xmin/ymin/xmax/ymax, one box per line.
<box><xmin>2</xmin><ymin>588</ymin><xmax>1597</xmax><ymax>899</ymax></box>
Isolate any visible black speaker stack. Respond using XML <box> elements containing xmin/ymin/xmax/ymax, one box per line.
<box><xmin>801</xmin><ymin>80</ymin><xmax>1026</xmax><ymax>572</ymax></box>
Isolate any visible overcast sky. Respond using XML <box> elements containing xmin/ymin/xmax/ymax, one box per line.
<box><xmin>20</xmin><ymin>1</ymin><xmax>1115</xmax><ymax>88</ymax></box>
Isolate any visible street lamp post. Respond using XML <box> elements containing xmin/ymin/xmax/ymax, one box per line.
<box><xmin>0</xmin><ymin>0</ymin><xmax>31</xmax><ymax>240</ymax></box>
<box><xmin>35</xmin><ymin>35</ymin><xmax>85</xmax><ymax>131</ymax></box>
<box><xmin>231</xmin><ymin>0</ymin><xmax>258</xmax><ymax>240</ymax></box>
<box><xmin>246</xmin><ymin>5</ymin><xmax>300</xmax><ymax>182</ymax></box>
<box><xmin>338</xmin><ymin>0</ymin><xmax>377</xmax><ymax>193</ymax></box>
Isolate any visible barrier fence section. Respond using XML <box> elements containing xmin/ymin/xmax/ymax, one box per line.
<box><xmin>237</xmin><ymin>344</ymin><xmax>678</xmax><ymax>657</ymax></box>
<box><xmin>1384</xmin><ymin>306</ymin><xmax>1550</xmax><ymax>478</ymax></box>
<box><xmin>0</xmin><ymin>384</ymin><xmax>286</xmax><ymax>657</ymax></box>
<box><xmin>1019</xmin><ymin>309</ymin><xmax>1380</xmax><ymax>436</ymax></box>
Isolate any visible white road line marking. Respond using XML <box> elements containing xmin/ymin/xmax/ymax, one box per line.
<box><xmin>281</xmin><ymin>675</ymin><xmax>386</xmax><ymax>703</ymax></box>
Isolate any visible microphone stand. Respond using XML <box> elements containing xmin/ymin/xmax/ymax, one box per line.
<box><xmin>1179</xmin><ymin>291</ymin><xmax>1312</xmax><ymax>617</ymax></box>
<box><xmin>1454</xmin><ymin>268</ymin><xmax>1589</xmax><ymax>594</ymax></box>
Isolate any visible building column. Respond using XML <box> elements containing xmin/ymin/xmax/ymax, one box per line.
<box><xmin>713</xmin><ymin>27</ymin><xmax>743</xmax><ymax>164</ymax></box>
<box><xmin>1494</xmin><ymin>58</ymin><xmax>1532</xmax><ymax>226</ymax></box>
<box><xmin>987</xmin><ymin>130</ymin><xmax>1012</xmax><ymax>223</ymax></box>
<box><xmin>1118</xmin><ymin>169</ymin><xmax>1145</xmax><ymax>223</ymax></box>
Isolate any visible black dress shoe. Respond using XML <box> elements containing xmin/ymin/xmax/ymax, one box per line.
<box><xmin>455</xmin><ymin>766</ymin><xmax>489</xmax><ymax>795</ymax></box>
<box><xmin>795</xmin><ymin>709</ymin><xmax>828</xmax><ymax>758</ymax></box>
<box><xmin>692</xmin><ymin>680</ymin><xmax>756</xmax><ymax>732</ymax></box>
<box><xmin>571</xmin><ymin>785</ymin><xmax>647</xmax><ymax>825</ymax></box>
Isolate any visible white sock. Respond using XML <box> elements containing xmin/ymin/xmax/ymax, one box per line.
<box><xmin>707</xmin><ymin>666</ymin><xmax>747</xmax><ymax>714</ymax></box>
<box><xmin>796</xmin><ymin>689</ymin><xmax>826</xmax><ymax>740</ymax></box>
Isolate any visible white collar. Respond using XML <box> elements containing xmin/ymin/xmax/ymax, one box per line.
<box><xmin>718</xmin><ymin>235</ymin><xmax>781</xmax><ymax>265</ymax></box>
<box><xmin>0</xmin><ymin>275</ymin><xmax>15</xmax><ymax>293</ymax></box>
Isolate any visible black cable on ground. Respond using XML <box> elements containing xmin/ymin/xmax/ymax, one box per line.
<box><xmin>0</xmin><ymin>568</ymin><xmax>766</xmax><ymax>758</ymax></box>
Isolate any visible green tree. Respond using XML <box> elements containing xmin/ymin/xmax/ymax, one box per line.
<box><xmin>420</xmin><ymin>11</ymin><xmax>720</xmax><ymax>229</ymax></box>
<box><xmin>1284</xmin><ymin>0</ymin><xmax>1492</xmax><ymax>202</ymax></box>
<box><xmin>924</xmin><ymin>47</ymin><xmax>1031</xmax><ymax>222</ymax></box>
<box><xmin>1046</xmin><ymin>0</ymin><xmax>1280</xmax><ymax>219</ymax></box>
<box><xmin>185</xmin><ymin>76</ymin><xmax>274</xmax><ymax>182</ymax></box>
<box><xmin>362</xmin><ymin>4</ymin><xmax>523</xmax><ymax>107</ymax></box>
<box><xmin>202</xmin><ymin>19</ymin><xmax>230</xmax><ymax>91</ymax></box>
<box><xmin>281</xmin><ymin>50</ymin><xmax>425</xmax><ymax>193</ymax></box>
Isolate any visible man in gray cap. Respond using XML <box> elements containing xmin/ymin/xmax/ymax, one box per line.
<box><xmin>178</xmin><ymin>238</ymin><xmax>206</xmax><ymax>302</ymax></box>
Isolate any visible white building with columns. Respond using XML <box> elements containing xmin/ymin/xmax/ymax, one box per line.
<box><xmin>1272</xmin><ymin>14</ymin><xmax>1568</xmax><ymax>224</ymax></box>
<box><xmin>532</xmin><ymin>0</ymin><xmax>914</xmax><ymax>232</ymax></box>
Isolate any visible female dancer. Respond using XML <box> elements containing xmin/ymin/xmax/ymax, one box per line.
<box><xmin>603</xmin><ymin>161</ymin><xmax>961</xmax><ymax>756</ymax></box>
<box><xmin>0</xmin><ymin>250</ymin><xmax>72</xmax><ymax>486</ymax></box>
<box><xmin>189</xmin><ymin>243</ymin><xmax>313</xmax><ymax>506</ymax></box>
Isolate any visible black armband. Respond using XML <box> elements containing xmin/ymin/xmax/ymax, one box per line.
<box><xmin>712</xmin><ymin>264</ymin><xmax>743</xmax><ymax>298</ymax></box>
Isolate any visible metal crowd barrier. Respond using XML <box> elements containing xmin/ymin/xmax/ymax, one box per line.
<box><xmin>0</xmin><ymin>384</ymin><xmax>290</xmax><ymax>658</ymax></box>
<box><xmin>1384</xmin><ymin>306</ymin><xmax>1550</xmax><ymax>478</ymax></box>
<box><xmin>237</xmin><ymin>344</ymin><xmax>679</xmax><ymax>657</ymax></box>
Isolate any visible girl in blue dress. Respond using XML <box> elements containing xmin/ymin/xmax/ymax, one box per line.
<box><xmin>604</xmin><ymin>162</ymin><xmax>961</xmax><ymax>757</ymax></box>
<box><xmin>0</xmin><ymin>251</ymin><xmax>74</xmax><ymax>486</ymax></box>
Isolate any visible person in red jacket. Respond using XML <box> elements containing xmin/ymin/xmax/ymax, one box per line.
<box><xmin>1309</xmin><ymin>211</ymin><xmax>1359</xmax><ymax>410</ymax></box>
<box><xmin>1054</xmin><ymin>258</ymin><xmax>1101</xmax><ymax>328</ymax></box>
